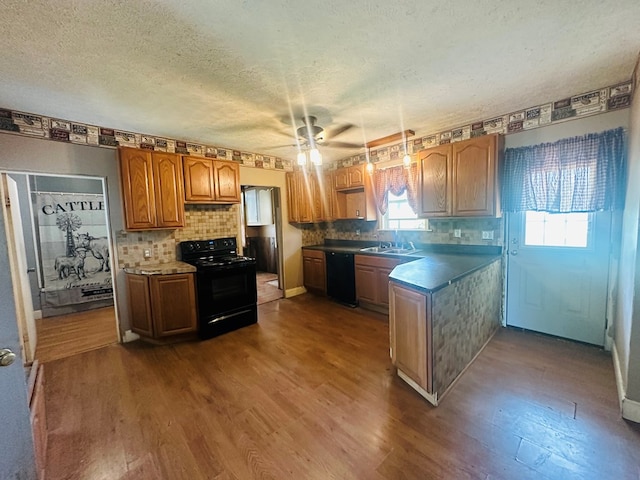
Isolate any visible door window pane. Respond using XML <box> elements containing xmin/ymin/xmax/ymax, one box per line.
<box><xmin>524</xmin><ymin>211</ymin><xmax>589</xmax><ymax>247</ymax></box>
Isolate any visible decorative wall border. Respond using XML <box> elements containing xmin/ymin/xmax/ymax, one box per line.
<box><xmin>0</xmin><ymin>78</ymin><xmax>632</xmax><ymax>173</ymax></box>
<box><xmin>0</xmin><ymin>107</ymin><xmax>294</xmax><ymax>172</ymax></box>
<box><xmin>336</xmin><ymin>80</ymin><xmax>633</xmax><ymax>169</ymax></box>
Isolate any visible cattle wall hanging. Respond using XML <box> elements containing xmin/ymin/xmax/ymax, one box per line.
<box><xmin>35</xmin><ymin>192</ymin><xmax>113</xmax><ymax>308</ymax></box>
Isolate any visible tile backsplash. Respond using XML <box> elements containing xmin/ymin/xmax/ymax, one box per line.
<box><xmin>116</xmin><ymin>204</ymin><xmax>238</xmax><ymax>268</ymax></box>
<box><xmin>300</xmin><ymin>217</ymin><xmax>504</xmax><ymax>247</ymax></box>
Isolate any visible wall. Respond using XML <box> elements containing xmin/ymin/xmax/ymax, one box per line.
<box><xmin>615</xmin><ymin>63</ymin><xmax>640</xmax><ymax>414</ymax></box>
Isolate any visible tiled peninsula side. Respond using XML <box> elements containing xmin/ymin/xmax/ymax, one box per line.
<box><xmin>389</xmin><ymin>256</ymin><xmax>502</xmax><ymax>406</ymax></box>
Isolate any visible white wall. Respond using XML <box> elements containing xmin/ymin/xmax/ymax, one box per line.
<box><xmin>616</xmin><ymin>79</ymin><xmax>640</xmax><ymax>409</ymax></box>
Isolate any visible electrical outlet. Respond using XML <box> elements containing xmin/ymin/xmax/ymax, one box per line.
<box><xmin>454</xmin><ymin>229</ymin><xmax>462</xmax><ymax>238</ymax></box>
<box><xmin>143</xmin><ymin>248</ymin><xmax>151</xmax><ymax>258</ymax></box>
<box><xmin>355</xmin><ymin>229</ymin><xmax>360</xmax><ymax>236</ymax></box>
<box><xmin>482</xmin><ymin>230</ymin><xmax>494</xmax><ymax>240</ymax></box>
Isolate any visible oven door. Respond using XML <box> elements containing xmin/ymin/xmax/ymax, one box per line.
<box><xmin>195</xmin><ymin>263</ymin><xmax>257</xmax><ymax>318</ymax></box>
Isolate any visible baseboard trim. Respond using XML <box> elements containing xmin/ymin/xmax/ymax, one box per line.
<box><xmin>397</xmin><ymin>369</ymin><xmax>438</xmax><ymax>406</ymax></box>
<box><xmin>284</xmin><ymin>286</ymin><xmax>306</xmax><ymax>298</ymax></box>
<box><xmin>612</xmin><ymin>342</ymin><xmax>640</xmax><ymax>423</ymax></box>
<box><xmin>121</xmin><ymin>330</ymin><xmax>140</xmax><ymax>343</ymax></box>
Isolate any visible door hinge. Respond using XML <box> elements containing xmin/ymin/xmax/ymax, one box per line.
<box><xmin>4</xmin><ymin>195</ymin><xmax>10</xmax><ymax>208</ymax></box>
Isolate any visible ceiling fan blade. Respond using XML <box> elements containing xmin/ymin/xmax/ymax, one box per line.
<box><xmin>322</xmin><ymin>140</ymin><xmax>363</xmax><ymax>149</ymax></box>
<box><xmin>325</xmin><ymin>123</ymin><xmax>354</xmax><ymax>139</ymax></box>
<box><xmin>261</xmin><ymin>143</ymin><xmax>295</xmax><ymax>150</ymax></box>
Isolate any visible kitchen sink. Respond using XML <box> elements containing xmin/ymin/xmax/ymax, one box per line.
<box><xmin>359</xmin><ymin>246</ymin><xmax>421</xmax><ymax>255</ymax></box>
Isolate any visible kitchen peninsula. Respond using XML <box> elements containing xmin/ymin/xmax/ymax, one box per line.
<box><xmin>302</xmin><ymin>240</ymin><xmax>502</xmax><ymax>406</ymax></box>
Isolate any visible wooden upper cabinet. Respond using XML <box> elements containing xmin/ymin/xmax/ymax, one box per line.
<box><xmin>214</xmin><ymin>160</ymin><xmax>241</xmax><ymax>203</ymax></box>
<box><xmin>453</xmin><ymin>134</ymin><xmax>499</xmax><ymax>217</ymax></box>
<box><xmin>335</xmin><ymin>165</ymin><xmax>364</xmax><ymax>190</ymax></box>
<box><xmin>153</xmin><ymin>152</ymin><xmax>185</xmax><ymax>228</ymax></box>
<box><xmin>285</xmin><ymin>172</ymin><xmax>299</xmax><ymax>223</ymax></box>
<box><xmin>417</xmin><ymin>134</ymin><xmax>502</xmax><ymax>218</ymax></box>
<box><xmin>183</xmin><ymin>157</ymin><xmax>215</xmax><ymax>201</ymax></box>
<box><xmin>418</xmin><ymin>144</ymin><xmax>452</xmax><ymax>217</ymax></box>
<box><xmin>119</xmin><ymin>147</ymin><xmax>185</xmax><ymax>230</ymax></box>
<box><xmin>183</xmin><ymin>158</ymin><xmax>240</xmax><ymax>204</ymax></box>
<box><xmin>119</xmin><ymin>148</ymin><xmax>156</xmax><ymax>229</ymax></box>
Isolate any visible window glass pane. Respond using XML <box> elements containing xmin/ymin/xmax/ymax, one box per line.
<box><xmin>382</xmin><ymin>191</ymin><xmax>426</xmax><ymax>231</ymax></box>
<box><xmin>524</xmin><ymin>211</ymin><xmax>589</xmax><ymax>248</ymax></box>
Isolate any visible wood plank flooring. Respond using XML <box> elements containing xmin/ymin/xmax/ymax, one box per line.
<box><xmin>43</xmin><ymin>294</ymin><xmax>640</xmax><ymax>479</ymax></box>
<box><xmin>35</xmin><ymin>306</ymin><xmax>119</xmax><ymax>363</ymax></box>
<box><xmin>256</xmin><ymin>271</ymin><xmax>283</xmax><ymax>305</ymax></box>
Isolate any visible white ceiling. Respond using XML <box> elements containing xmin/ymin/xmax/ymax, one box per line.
<box><xmin>1</xmin><ymin>1</ymin><xmax>640</xmax><ymax>163</ymax></box>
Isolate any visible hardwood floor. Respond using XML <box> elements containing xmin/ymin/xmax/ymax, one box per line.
<box><xmin>35</xmin><ymin>306</ymin><xmax>119</xmax><ymax>363</ymax></box>
<box><xmin>256</xmin><ymin>271</ymin><xmax>283</xmax><ymax>305</ymax></box>
<box><xmin>43</xmin><ymin>295</ymin><xmax>640</xmax><ymax>479</ymax></box>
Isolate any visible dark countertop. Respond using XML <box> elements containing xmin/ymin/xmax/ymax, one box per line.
<box><xmin>388</xmin><ymin>253</ymin><xmax>501</xmax><ymax>293</ymax></box>
<box><xmin>303</xmin><ymin>239</ymin><xmax>502</xmax><ymax>292</ymax></box>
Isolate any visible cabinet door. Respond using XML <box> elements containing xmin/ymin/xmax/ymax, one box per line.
<box><xmin>214</xmin><ymin>160</ymin><xmax>241</xmax><ymax>203</ymax></box>
<box><xmin>183</xmin><ymin>157</ymin><xmax>215</xmax><ymax>202</ymax></box>
<box><xmin>334</xmin><ymin>168</ymin><xmax>350</xmax><ymax>190</ymax></box>
<box><xmin>150</xmin><ymin>274</ymin><xmax>197</xmax><ymax>336</ymax></box>
<box><xmin>285</xmin><ymin>172</ymin><xmax>299</xmax><ymax>223</ymax></box>
<box><xmin>126</xmin><ymin>274</ymin><xmax>154</xmax><ymax>337</ymax></box>
<box><xmin>418</xmin><ymin>144</ymin><xmax>452</xmax><ymax>217</ymax></box>
<box><xmin>297</xmin><ymin>172</ymin><xmax>314</xmax><ymax>223</ymax></box>
<box><xmin>376</xmin><ymin>266</ymin><xmax>397</xmax><ymax>306</ymax></box>
<box><xmin>348</xmin><ymin>165</ymin><xmax>365</xmax><ymax>188</ymax></box>
<box><xmin>119</xmin><ymin>147</ymin><xmax>157</xmax><ymax>229</ymax></box>
<box><xmin>453</xmin><ymin>135</ymin><xmax>497</xmax><ymax>217</ymax></box>
<box><xmin>355</xmin><ymin>263</ymin><xmax>377</xmax><ymax>303</ymax></box>
<box><xmin>324</xmin><ymin>171</ymin><xmax>336</xmax><ymax>221</ymax></box>
<box><xmin>310</xmin><ymin>172</ymin><xmax>328</xmax><ymax>222</ymax></box>
<box><xmin>389</xmin><ymin>283</ymin><xmax>431</xmax><ymax>392</ymax></box>
<box><xmin>302</xmin><ymin>250</ymin><xmax>326</xmax><ymax>292</ymax></box>
<box><xmin>152</xmin><ymin>152</ymin><xmax>185</xmax><ymax>228</ymax></box>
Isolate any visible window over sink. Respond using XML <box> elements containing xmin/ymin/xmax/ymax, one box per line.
<box><xmin>380</xmin><ymin>191</ymin><xmax>428</xmax><ymax>231</ymax></box>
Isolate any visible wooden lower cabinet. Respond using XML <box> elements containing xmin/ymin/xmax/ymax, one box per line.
<box><xmin>302</xmin><ymin>249</ymin><xmax>326</xmax><ymax>293</ymax></box>
<box><xmin>126</xmin><ymin>273</ymin><xmax>198</xmax><ymax>340</ymax></box>
<box><xmin>355</xmin><ymin>255</ymin><xmax>405</xmax><ymax>310</ymax></box>
<box><xmin>389</xmin><ymin>282</ymin><xmax>432</xmax><ymax>394</ymax></box>
<box><xmin>29</xmin><ymin>362</ymin><xmax>47</xmax><ymax>480</ymax></box>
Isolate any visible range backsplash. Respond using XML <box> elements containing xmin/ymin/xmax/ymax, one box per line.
<box><xmin>300</xmin><ymin>217</ymin><xmax>504</xmax><ymax>247</ymax></box>
<box><xmin>116</xmin><ymin>204</ymin><xmax>238</xmax><ymax>269</ymax></box>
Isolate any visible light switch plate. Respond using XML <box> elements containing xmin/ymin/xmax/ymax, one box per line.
<box><xmin>454</xmin><ymin>229</ymin><xmax>462</xmax><ymax>238</ymax></box>
<box><xmin>143</xmin><ymin>248</ymin><xmax>151</xmax><ymax>258</ymax></box>
<box><xmin>482</xmin><ymin>231</ymin><xmax>494</xmax><ymax>240</ymax></box>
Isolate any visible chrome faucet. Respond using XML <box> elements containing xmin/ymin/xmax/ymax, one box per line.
<box><xmin>408</xmin><ymin>241</ymin><xmax>415</xmax><ymax>250</ymax></box>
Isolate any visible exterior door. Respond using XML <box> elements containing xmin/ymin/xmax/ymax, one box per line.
<box><xmin>0</xmin><ymin>209</ymin><xmax>37</xmax><ymax>478</ymax></box>
<box><xmin>506</xmin><ymin>211</ymin><xmax>611</xmax><ymax>346</ymax></box>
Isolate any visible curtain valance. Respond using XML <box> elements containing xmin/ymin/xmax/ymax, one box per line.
<box><xmin>372</xmin><ymin>164</ymin><xmax>419</xmax><ymax>215</ymax></box>
<box><xmin>502</xmin><ymin>127</ymin><xmax>626</xmax><ymax>213</ymax></box>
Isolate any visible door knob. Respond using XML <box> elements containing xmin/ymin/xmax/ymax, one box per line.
<box><xmin>0</xmin><ymin>348</ymin><xmax>17</xmax><ymax>367</ymax></box>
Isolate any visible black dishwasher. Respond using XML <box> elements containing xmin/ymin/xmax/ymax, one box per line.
<box><xmin>325</xmin><ymin>252</ymin><xmax>357</xmax><ymax>307</ymax></box>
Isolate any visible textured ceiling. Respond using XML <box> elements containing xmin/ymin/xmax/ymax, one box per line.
<box><xmin>1</xmin><ymin>1</ymin><xmax>640</xmax><ymax>163</ymax></box>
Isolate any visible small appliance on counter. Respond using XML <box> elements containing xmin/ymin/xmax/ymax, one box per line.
<box><xmin>179</xmin><ymin>237</ymin><xmax>257</xmax><ymax>339</ymax></box>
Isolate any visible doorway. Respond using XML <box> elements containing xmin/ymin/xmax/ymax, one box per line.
<box><xmin>505</xmin><ymin>210</ymin><xmax>612</xmax><ymax>346</ymax></box>
<box><xmin>241</xmin><ymin>185</ymin><xmax>284</xmax><ymax>305</ymax></box>
<box><xmin>1</xmin><ymin>171</ymin><xmax>119</xmax><ymax>363</ymax></box>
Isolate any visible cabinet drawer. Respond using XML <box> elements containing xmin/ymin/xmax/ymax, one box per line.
<box><xmin>355</xmin><ymin>254</ymin><xmax>404</xmax><ymax>269</ymax></box>
<box><xmin>302</xmin><ymin>248</ymin><xmax>325</xmax><ymax>260</ymax></box>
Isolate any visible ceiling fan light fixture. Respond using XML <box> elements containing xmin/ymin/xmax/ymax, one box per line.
<box><xmin>309</xmin><ymin>148</ymin><xmax>322</xmax><ymax>166</ymax></box>
<box><xmin>297</xmin><ymin>151</ymin><xmax>307</xmax><ymax>166</ymax></box>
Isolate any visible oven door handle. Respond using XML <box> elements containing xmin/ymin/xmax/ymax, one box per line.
<box><xmin>208</xmin><ymin>309</ymin><xmax>254</xmax><ymax>325</ymax></box>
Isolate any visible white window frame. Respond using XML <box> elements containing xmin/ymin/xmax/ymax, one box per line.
<box><xmin>378</xmin><ymin>190</ymin><xmax>429</xmax><ymax>231</ymax></box>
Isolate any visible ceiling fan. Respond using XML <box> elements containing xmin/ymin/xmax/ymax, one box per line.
<box><xmin>266</xmin><ymin>116</ymin><xmax>362</xmax><ymax>152</ymax></box>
